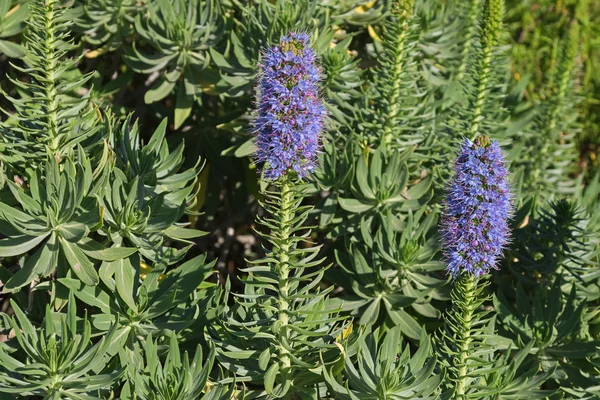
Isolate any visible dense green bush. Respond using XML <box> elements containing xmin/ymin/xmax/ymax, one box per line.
<box><xmin>0</xmin><ymin>0</ymin><xmax>598</xmax><ymax>399</ymax></box>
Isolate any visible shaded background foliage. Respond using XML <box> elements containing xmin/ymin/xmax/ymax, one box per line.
<box><xmin>0</xmin><ymin>0</ymin><xmax>598</xmax><ymax>399</ymax></box>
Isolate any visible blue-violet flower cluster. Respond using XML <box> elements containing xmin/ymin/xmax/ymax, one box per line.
<box><xmin>441</xmin><ymin>136</ymin><xmax>511</xmax><ymax>277</ymax></box>
<box><xmin>255</xmin><ymin>32</ymin><xmax>325</xmax><ymax>179</ymax></box>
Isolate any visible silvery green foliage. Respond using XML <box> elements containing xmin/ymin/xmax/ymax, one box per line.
<box><xmin>507</xmin><ymin>198</ymin><xmax>600</xmax><ymax>315</ymax></box>
<box><xmin>0</xmin><ymin>0</ymin><xmax>28</xmax><ymax>58</ymax></box>
<box><xmin>0</xmin><ymin>0</ymin><xmax>222</xmax><ymax>397</ymax></box>
<box><xmin>516</xmin><ymin>22</ymin><xmax>583</xmax><ymax>203</ymax></box>
<box><xmin>74</xmin><ymin>0</ymin><xmax>146</xmax><ymax>53</ymax></box>
<box><xmin>0</xmin><ymin>0</ymin><xmax>102</xmax><ymax>180</ymax></box>
<box><xmin>0</xmin><ymin>153</ymin><xmax>104</xmax><ymax>291</ymax></box>
<box><xmin>332</xmin><ymin>209</ymin><xmax>446</xmax><ymax>337</ymax></box>
<box><xmin>0</xmin><ymin>0</ymin><xmax>598</xmax><ymax>398</ymax></box>
<box><xmin>124</xmin><ymin>0</ymin><xmax>225</xmax><ymax>129</ymax></box>
<box><xmin>0</xmin><ymin>294</ymin><xmax>124</xmax><ymax>398</ymax></box>
<box><xmin>324</xmin><ymin>327</ymin><xmax>442</xmax><ymax>399</ymax></box>
<box><xmin>209</xmin><ymin>180</ymin><xmax>349</xmax><ymax>398</ymax></box>
<box><xmin>123</xmin><ymin>333</ymin><xmax>232</xmax><ymax>399</ymax></box>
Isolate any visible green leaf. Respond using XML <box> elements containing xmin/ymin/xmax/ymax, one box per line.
<box><xmin>359</xmin><ymin>298</ymin><xmax>380</xmax><ymax>325</ymax></box>
<box><xmin>115</xmin><ymin>257</ymin><xmax>138</xmax><ymax>313</ymax></box>
<box><xmin>58</xmin><ymin>223</ymin><xmax>89</xmax><ymax>243</ymax></box>
<box><xmin>406</xmin><ymin>175</ymin><xmax>432</xmax><ymax>199</ymax></box>
<box><xmin>545</xmin><ymin>342</ymin><xmax>600</xmax><ymax>359</ymax></box>
<box><xmin>263</xmin><ymin>362</ymin><xmax>279</xmax><ymax>394</ymax></box>
<box><xmin>59</xmin><ymin>238</ymin><xmax>98</xmax><ymax>286</ymax></box>
<box><xmin>338</xmin><ymin>197</ymin><xmax>375</xmax><ymax>213</ymax></box>
<box><xmin>209</xmin><ymin>47</ymin><xmax>234</xmax><ymax>69</ymax></box>
<box><xmin>384</xmin><ymin>293</ymin><xmax>416</xmax><ymax>309</ymax></box>
<box><xmin>174</xmin><ymin>84</ymin><xmax>193</xmax><ymax>129</ymax></box>
<box><xmin>233</xmin><ymin>137</ymin><xmax>256</xmax><ymax>158</ymax></box>
<box><xmin>145</xmin><ymin>118</ymin><xmax>168</xmax><ymax>153</ymax></box>
<box><xmin>144</xmin><ymin>71</ymin><xmax>178</xmax><ymax>103</ymax></box>
<box><xmin>4</xmin><ymin>234</ymin><xmax>58</xmax><ymax>292</ymax></box>
<box><xmin>369</xmin><ymin>148</ymin><xmax>382</xmax><ymax>186</ymax></box>
<box><xmin>258</xmin><ymin>348</ymin><xmax>271</xmax><ymax>371</ymax></box>
<box><xmin>1</xmin><ymin>3</ymin><xmax>30</xmax><ymax>37</ymax></box>
<box><xmin>388</xmin><ymin>309</ymin><xmax>421</xmax><ymax>339</ymax></box>
<box><xmin>0</xmin><ymin>233</ymin><xmax>50</xmax><ymax>257</ymax></box>
<box><xmin>0</xmin><ymin>2</ymin><xmax>10</xmax><ymax>19</ymax></box>
<box><xmin>164</xmin><ymin>226</ymin><xmax>207</xmax><ymax>240</ymax></box>
<box><xmin>0</xmin><ymin>39</ymin><xmax>23</xmax><ymax>58</ymax></box>
<box><xmin>356</xmin><ymin>156</ymin><xmax>375</xmax><ymax>199</ymax></box>
<box><xmin>58</xmin><ymin>278</ymin><xmax>112</xmax><ymax>314</ymax></box>
<box><xmin>80</xmin><ymin>241</ymin><xmax>138</xmax><ymax>261</ymax></box>
<box><xmin>9</xmin><ymin>299</ymin><xmax>36</xmax><ymax>338</ymax></box>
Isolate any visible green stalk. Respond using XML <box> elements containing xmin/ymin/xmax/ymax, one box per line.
<box><xmin>276</xmin><ymin>177</ymin><xmax>294</xmax><ymax>390</ymax></box>
<box><xmin>383</xmin><ymin>27</ymin><xmax>408</xmax><ymax>146</ymax></box>
<box><xmin>453</xmin><ymin>274</ymin><xmax>478</xmax><ymax>399</ymax></box>
<box><xmin>468</xmin><ymin>44</ymin><xmax>493</xmax><ymax>140</ymax></box>
<box><xmin>456</xmin><ymin>0</ymin><xmax>483</xmax><ymax>83</ymax></box>
<box><xmin>382</xmin><ymin>1</ymin><xmax>414</xmax><ymax>146</ymax></box>
<box><xmin>532</xmin><ymin>22</ymin><xmax>578</xmax><ymax>190</ymax></box>
<box><xmin>469</xmin><ymin>0</ymin><xmax>504</xmax><ymax>140</ymax></box>
<box><xmin>41</xmin><ymin>0</ymin><xmax>61</xmax><ymax>153</ymax></box>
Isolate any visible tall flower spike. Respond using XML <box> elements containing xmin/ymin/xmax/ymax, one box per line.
<box><xmin>255</xmin><ymin>32</ymin><xmax>326</xmax><ymax>179</ymax></box>
<box><xmin>441</xmin><ymin>136</ymin><xmax>511</xmax><ymax>277</ymax></box>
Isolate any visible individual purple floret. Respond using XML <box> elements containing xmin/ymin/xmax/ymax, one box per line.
<box><xmin>441</xmin><ymin>136</ymin><xmax>511</xmax><ymax>278</ymax></box>
<box><xmin>255</xmin><ymin>32</ymin><xmax>326</xmax><ymax>179</ymax></box>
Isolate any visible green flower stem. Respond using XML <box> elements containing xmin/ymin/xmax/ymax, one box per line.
<box><xmin>382</xmin><ymin>1</ymin><xmax>414</xmax><ymax>146</ymax></box>
<box><xmin>469</xmin><ymin>0</ymin><xmax>504</xmax><ymax>141</ymax></box>
<box><xmin>536</xmin><ymin>22</ymin><xmax>579</xmax><ymax>173</ymax></box>
<box><xmin>276</xmin><ymin>176</ymin><xmax>294</xmax><ymax>387</ymax></box>
<box><xmin>468</xmin><ymin>45</ymin><xmax>492</xmax><ymax>141</ymax></box>
<box><xmin>41</xmin><ymin>0</ymin><xmax>61</xmax><ymax>152</ymax></box>
<box><xmin>456</xmin><ymin>0</ymin><xmax>483</xmax><ymax>83</ymax></box>
<box><xmin>454</xmin><ymin>274</ymin><xmax>478</xmax><ymax>399</ymax></box>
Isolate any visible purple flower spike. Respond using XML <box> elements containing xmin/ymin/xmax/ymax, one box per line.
<box><xmin>441</xmin><ymin>136</ymin><xmax>512</xmax><ymax>278</ymax></box>
<box><xmin>255</xmin><ymin>32</ymin><xmax>326</xmax><ymax>179</ymax></box>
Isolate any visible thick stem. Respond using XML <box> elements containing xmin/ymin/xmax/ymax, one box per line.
<box><xmin>469</xmin><ymin>45</ymin><xmax>493</xmax><ymax>140</ymax></box>
<box><xmin>383</xmin><ymin>27</ymin><xmax>408</xmax><ymax>146</ymax></box>
<box><xmin>456</xmin><ymin>0</ymin><xmax>483</xmax><ymax>83</ymax></box>
<box><xmin>276</xmin><ymin>177</ymin><xmax>294</xmax><ymax>389</ymax></box>
<box><xmin>41</xmin><ymin>0</ymin><xmax>61</xmax><ymax>153</ymax></box>
<box><xmin>454</xmin><ymin>274</ymin><xmax>478</xmax><ymax>399</ymax></box>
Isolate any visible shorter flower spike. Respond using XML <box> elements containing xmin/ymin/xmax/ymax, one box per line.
<box><xmin>255</xmin><ymin>32</ymin><xmax>326</xmax><ymax>180</ymax></box>
<box><xmin>441</xmin><ymin>136</ymin><xmax>511</xmax><ymax>277</ymax></box>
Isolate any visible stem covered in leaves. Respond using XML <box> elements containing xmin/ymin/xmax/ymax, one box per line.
<box><xmin>276</xmin><ymin>177</ymin><xmax>294</xmax><ymax>383</ymax></box>
<box><xmin>454</xmin><ymin>274</ymin><xmax>478</xmax><ymax>399</ymax></box>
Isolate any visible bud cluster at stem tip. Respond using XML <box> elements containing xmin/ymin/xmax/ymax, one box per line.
<box><xmin>255</xmin><ymin>32</ymin><xmax>326</xmax><ymax>180</ymax></box>
<box><xmin>441</xmin><ymin>136</ymin><xmax>512</xmax><ymax>278</ymax></box>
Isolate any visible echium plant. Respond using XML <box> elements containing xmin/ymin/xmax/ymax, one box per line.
<box><xmin>1</xmin><ymin>0</ymin><xmax>102</xmax><ymax>177</ymax></box>
<box><xmin>209</xmin><ymin>33</ymin><xmax>346</xmax><ymax>398</ymax></box>
<box><xmin>521</xmin><ymin>21</ymin><xmax>583</xmax><ymax>202</ymax></box>
<box><xmin>0</xmin><ymin>294</ymin><xmax>124</xmax><ymax>398</ymax></box>
<box><xmin>124</xmin><ymin>332</ymin><xmax>232</xmax><ymax>399</ymax></box>
<box><xmin>75</xmin><ymin>0</ymin><xmax>146</xmax><ymax>55</ymax></box>
<box><xmin>438</xmin><ymin>135</ymin><xmax>559</xmax><ymax>398</ymax></box>
<box><xmin>0</xmin><ymin>152</ymin><xmax>105</xmax><ymax>293</ymax></box>
<box><xmin>365</xmin><ymin>0</ymin><xmax>430</xmax><ymax>149</ymax></box>
<box><xmin>124</xmin><ymin>0</ymin><xmax>224</xmax><ymax>129</ymax></box>
<box><xmin>1</xmin><ymin>0</ymin><xmax>599</xmax><ymax>398</ymax></box>
<box><xmin>438</xmin><ymin>135</ymin><xmax>512</xmax><ymax>397</ymax></box>
<box><xmin>324</xmin><ymin>326</ymin><xmax>442</xmax><ymax>399</ymax></box>
<box><xmin>442</xmin><ymin>0</ymin><xmax>511</xmax><ymax>151</ymax></box>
